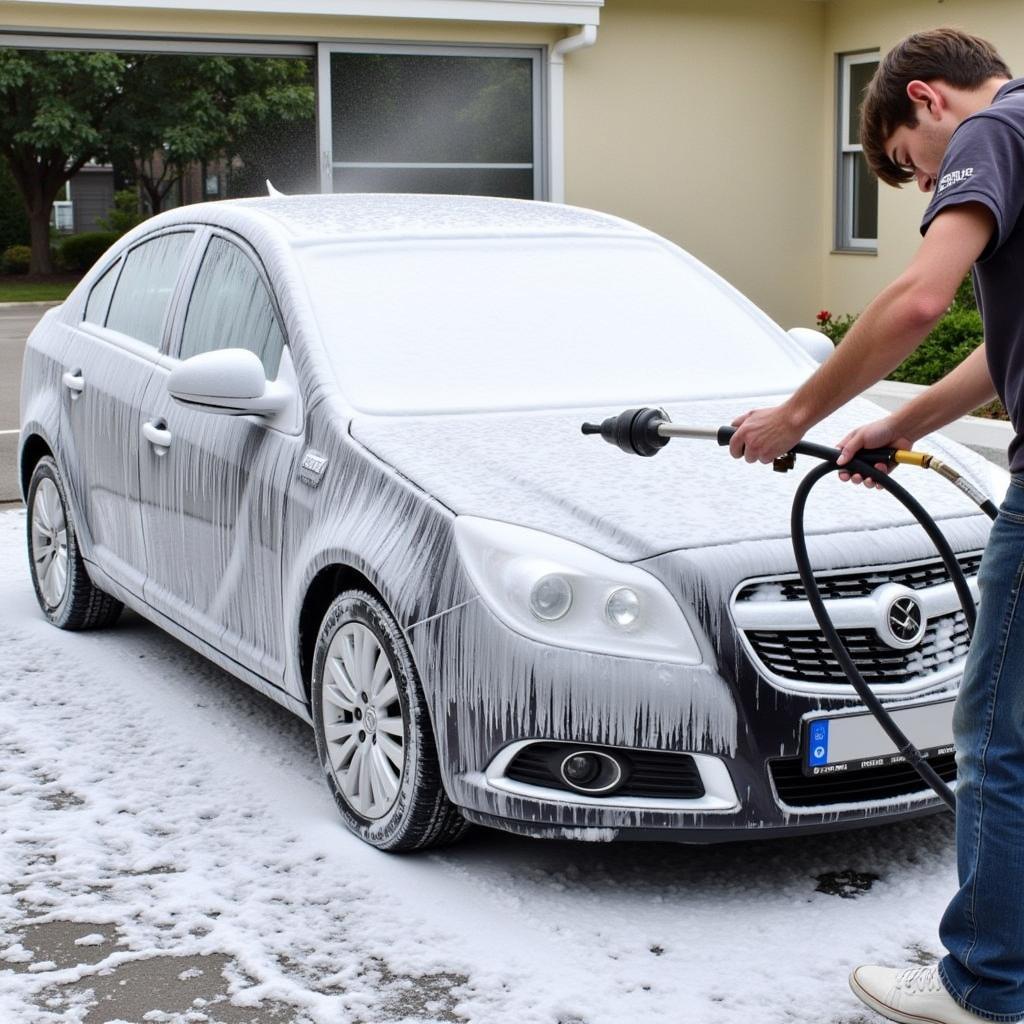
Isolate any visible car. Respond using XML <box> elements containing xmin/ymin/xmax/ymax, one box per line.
<box><xmin>19</xmin><ymin>193</ymin><xmax>1006</xmax><ymax>851</ymax></box>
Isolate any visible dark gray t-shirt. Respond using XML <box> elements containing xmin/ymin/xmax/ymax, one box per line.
<box><xmin>921</xmin><ymin>77</ymin><xmax>1024</xmax><ymax>472</ymax></box>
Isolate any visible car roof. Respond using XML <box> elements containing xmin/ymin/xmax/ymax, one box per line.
<box><xmin>229</xmin><ymin>193</ymin><xmax>651</xmax><ymax>244</ymax></box>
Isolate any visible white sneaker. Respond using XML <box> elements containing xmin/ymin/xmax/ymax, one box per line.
<box><xmin>849</xmin><ymin>964</ymin><xmax>1021</xmax><ymax>1024</ymax></box>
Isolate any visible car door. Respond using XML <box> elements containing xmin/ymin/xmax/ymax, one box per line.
<box><xmin>59</xmin><ymin>229</ymin><xmax>196</xmax><ymax>597</ymax></box>
<box><xmin>137</xmin><ymin>228</ymin><xmax>302</xmax><ymax>683</ymax></box>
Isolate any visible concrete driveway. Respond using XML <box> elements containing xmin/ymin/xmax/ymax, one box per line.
<box><xmin>0</xmin><ymin>303</ymin><xmax>58</xmax><ymax>507</ymax></box>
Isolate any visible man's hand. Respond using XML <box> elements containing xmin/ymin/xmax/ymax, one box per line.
<box><xmin>835</xmin><ymin>415</ymin><xmax>915</xmax><ymax>488</ymax></box>
<box><xmin>729</xmin><ymin>405</ymin><xmax>804</xmax><ymax>464</ymax></box>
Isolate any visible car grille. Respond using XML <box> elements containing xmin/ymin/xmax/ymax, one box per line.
<box><xmin>770</xmin><ymin>752</ymin><xmax>957</xmax><ymax>807</ymax></box>
<box><xmin>732</xmin><ymin>551</ymin><xmax>980</xmax><ymax>691</ymax></box>
<box><xmin>736</xmin><ymin>552</ymin><xmax>982</xmax><ymax>603</ymax></box>
<box><xmin>747</xmin><ymin>610</ymin><xmax>970</xmax><ymax>685</ymax></box>
<box><xmin>506</xmin><ymin>742</ymin><xmax>705</xmax><ymax>800</ymax></box>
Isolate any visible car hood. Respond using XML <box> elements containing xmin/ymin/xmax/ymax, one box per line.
<box><xmin>350</xmin><ymin>394</ymin><xmax>1003</xmax><ymax>563</ymax></box>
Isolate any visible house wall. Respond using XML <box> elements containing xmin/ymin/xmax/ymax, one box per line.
<box><xmin>70</xmin><ymin>167</ymin><xmax>114</xmax><ymax>233</ymax></box>
<box><xmin>822</xmin><ymin>0</ymin><xmax>1024</xmax><ymax>318</ymax></box>
<box><xmin>563</xmin><ymin>0</ymin><xmax>828</xmax><ymax>331</ymax></box>
<box><xmin>1</xmin><ymin>0</ymin><xmax>835</xmax><ymax>330</ymax></box>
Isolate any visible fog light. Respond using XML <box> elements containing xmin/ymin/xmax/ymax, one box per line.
<box><xmin>558</xmin><ymin>749</ymin><xmax>625</xmax><ymax>794</ymax></box>
<box><xmin>562</xmin><ymin>752</ymin><xmax>601</xmax><ymax>786</ymax></box>
<box><xmin>530</xmin><ymin>574</ymin><xmax>572</xmax><ymax>620</ymax></box>
<box><xmin>606</xmin><ymin>587</ymin><xmax>640</xmax><ymax>628</ymax></box>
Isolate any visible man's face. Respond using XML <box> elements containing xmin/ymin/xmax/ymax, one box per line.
<box><xmin>885</xmin><ymin>113</ymin><xmax>957</xmax><ymax>193</ymax></box>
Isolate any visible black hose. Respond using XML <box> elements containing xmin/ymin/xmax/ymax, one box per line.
<box><xmin>789</xmin><ymin>453</ymin><xmax>983</xmax><ymax>811</ymax></box>
<box><xmin>582</xmin><ymin>410</ymin><xmax>998</xmax><ymax>812</ymax></box>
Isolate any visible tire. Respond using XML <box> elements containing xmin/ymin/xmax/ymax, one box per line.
<box><xmin>25</xmin><ymin>455</ymin><xmax>123</xmax><ymax>631</ymax></box>
<box><xmin>311</xmin><ymin>589</ymin><xmax>468</xmax><ymax>852</ymax></box>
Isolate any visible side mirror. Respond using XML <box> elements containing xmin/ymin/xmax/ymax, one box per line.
<box><xmin>787</xmin><ymin>327</ymin><xmax>835</xmax><ymax>365</ymax></box>
<box><xmin>167</xmin><ymin>348</ymin><xmax>290</xmax><ymax>417</ymax></box>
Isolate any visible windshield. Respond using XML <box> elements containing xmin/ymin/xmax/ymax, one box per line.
<box><xmin>296</xmin><ymin>235</ymin><xmax>811</xmax><ymax>414</ymax></box>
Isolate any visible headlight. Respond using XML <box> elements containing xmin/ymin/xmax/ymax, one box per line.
<box><xmin>530</xmin><ymin>574</ymin><xmax>573</xmax><ymax>620</ymax></box>
<box><xmin>453</xmin><ymin>516</ymin><xmax>702</xmax><ymax>664</ymax></box>
<box><xmin>606</xmin><ymin>587</ymin><xmax>640</xmax><ymax>629</ymax></box>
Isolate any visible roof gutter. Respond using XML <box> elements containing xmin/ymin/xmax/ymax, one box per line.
<box><xmin>548</xmin><ymin>24</ymin><xmax>598</xmax><ymax>204</ymax></box>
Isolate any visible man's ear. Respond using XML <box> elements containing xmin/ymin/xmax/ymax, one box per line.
<box><xmin>906</xmin><ymin>79</ymin><xmax>945</xmax><ymax>119</ymax></box>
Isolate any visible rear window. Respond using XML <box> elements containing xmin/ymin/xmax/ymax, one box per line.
<box><xmin>106</xmin><ymin>231</ymin><xmax>194</xmax><ymax>347</ymax></box>
<box><xmin>84</xmin><ymin>259</ymin><xmax>119</xmax><ymax>325</ymax></box>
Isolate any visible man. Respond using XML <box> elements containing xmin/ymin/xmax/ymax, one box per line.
<box><xmin>727</xmin><ymin>27</ymin><xmax>1024</xmax><ymax>1024</ymax></box>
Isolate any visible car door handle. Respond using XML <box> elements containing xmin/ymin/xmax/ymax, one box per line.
<box><xmin>142</xmin><ymin>419</ymin><xmax>172</xmax><ymax>453</ymax></box>
<box><xmin>62</xmin><ymin>369</ymin><xmax>84</xmax><ymax>395</ymax></box>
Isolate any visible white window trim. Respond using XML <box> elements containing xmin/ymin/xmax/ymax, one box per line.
<box><xmin>9</xmin><ymin>0</ymin><xmax>601</xmax><ymax>27</ymax></box>
<box><xmin>836</xmin><ymin>50</ymin><xmax>879</xmax><ymax>252</ymax></box>
<box><xmin>316</xmin><ymin>41</ymin><xmax>545</xmax><ymax>200</ymax></box>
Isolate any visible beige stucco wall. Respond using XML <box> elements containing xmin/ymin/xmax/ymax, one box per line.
<box><xmin>563</xmin><ymin>0</ymin><xmax>828</xmax><ymax>331</ymax></box>
<box><xmin>822</xmin><ymin>0</ymin><xmax>1024</xmax><ymax>318</ymax></box>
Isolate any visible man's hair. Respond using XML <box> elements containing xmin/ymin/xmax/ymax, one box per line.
<box><xmin>860</xmin><ymin>28</ymin><xmax>1011</xmax><ymax>186</ymax></box>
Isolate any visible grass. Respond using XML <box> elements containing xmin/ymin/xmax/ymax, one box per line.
<box><xmin>0</xmin><ymin>276</ymin><xmax>79</xmax><ymax>303</ymax></box>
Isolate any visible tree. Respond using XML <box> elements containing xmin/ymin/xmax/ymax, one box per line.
<box><xmin>0</xmin><ymin>50</ymin><xmax>314</xmax><ymax>273</ymax></box>
<box><xmin>0</xmin><ymin>50</ymin><xmax>151</xmax><ymax>273</ymax></box>
<box><xmin>116</xmin><ymin>56</ymin><xmax>313</xmax><ymax>215</ymax></box>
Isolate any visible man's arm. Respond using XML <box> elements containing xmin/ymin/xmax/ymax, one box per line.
<box><xmin>882</xmin><ymin>342</ymin><xmax>995</xmax><ymax>441</ymax></box>
<box><xmin>729</xmin><ymin>202</ymin><xmax>996</xmax><ymax>463</ymax></box>
<box><xmin>834</xmin><ymin>342</ymin><xmax>996</xmax><ymax>486</ymax></box>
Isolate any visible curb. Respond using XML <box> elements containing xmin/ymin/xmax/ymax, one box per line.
<box><xmin>0</xmin><ymin>300</ymin><xmax>63</xmax><ymax>309</ymax></box>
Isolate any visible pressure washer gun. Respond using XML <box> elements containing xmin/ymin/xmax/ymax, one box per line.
<box><xmin>580</xmin><ymin>406</ymin><xmax>996</xmax><ymax>514</ymax></box>
<box><xmin>580</xmin><ymin>405</ymin><xmax>1001</xmax><ymax>813</ymax></box>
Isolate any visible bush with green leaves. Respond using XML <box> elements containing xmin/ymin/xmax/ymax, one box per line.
<box><xmin>888</xmin><ymin>306</ymin><xmax>983</xmax><ymax>386</ymax></box>
<box><xmin>96</xmin><ymin>189</ymin><xmax>145</xmax><ymax>236</ymax></box>
<box><xmin>1</xmin><ymin>244</ymin><xmax>31</xmax><ymax>274</ymax></box>
<box><xmin>814</xmin><ymin>274</ymin><xmax>1005</xmax><ymax>419</ymax></box>
<box><xmin>57</xmin><ymin>231</ymin><xmax>120</xmax><ymax>273</ymax></box>
<box><xmin>814</xmin><ymin>309</ymin><xmax>856</xmax><ymax>345</ymax></box>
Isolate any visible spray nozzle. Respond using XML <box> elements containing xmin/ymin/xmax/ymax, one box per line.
<box><xmin>580</xmin><ymin>407</ymin><xmax>670</xmax><ymax>457</ymax></box>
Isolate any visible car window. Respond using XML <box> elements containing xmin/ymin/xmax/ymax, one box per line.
<box><xmin>105</xmin><ymin>232</ymin><xmax>194</xmax><ymax>348</ymax></box>
<box><xmin>84</xmin><ymin>258</ymin><xmax>120</xmax><ymax>325</ymax></box>
<box><xmin>179</xmin><ymin>236</ymin><xmax>285</xmax><ymax>379</ymax></box>
<box><xmin>297</xmin><ymin>236</ymin><xmax>811</xmax><ymax>414</ymax></box>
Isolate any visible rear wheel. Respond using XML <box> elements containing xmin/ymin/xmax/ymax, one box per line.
<box><xmin>26</xmin><ymin>456</ymin><xmax>122</xmax><ymax>630</ymax></box>
<box><xmin>312</xmin><ymin>590</ymin><xmax>468</xmax><ymax>851</ymax></box>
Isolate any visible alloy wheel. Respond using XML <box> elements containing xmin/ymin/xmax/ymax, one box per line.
<box><xmin>321</xmin><ymin>621</ymin><xmax>406</xmax><ymax>820</ymax></box>
<box><xmin>31</xmin><ymin>477</ymin><xmax>69</xmax><ymax>609</ymax></box>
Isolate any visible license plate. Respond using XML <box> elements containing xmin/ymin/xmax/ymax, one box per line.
<box><xmin>803</xmin><ymin>698</ymin><xmax>955</xmax><ymax>776</ymax></box>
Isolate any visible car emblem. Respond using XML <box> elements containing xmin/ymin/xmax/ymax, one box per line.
<box><xmin>298</xmin><ymin>449</ymin><xmax>329</xmax><ymax>487</ymax></box>
<box><xmin>882</xmin><ymin>594</ymin><xmax>925</xmax><ymax>648</ymax></box>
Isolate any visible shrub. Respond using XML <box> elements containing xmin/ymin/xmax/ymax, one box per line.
<box><xmin>888</xmin><ymin>307</ymin><xmax>984</xmax><ymax>385</ymax></box>
<box><xmin>57</xmin><ymin>231</ymin><xmax>120</xmax><ymax>272</ymax></box>
<box><xmin>815</xmin><ymin>273</ymin><xmax>1008</xmax><ymax>420</ymax></box>
<box><xmin>0</xmin><ymin>162</ymin><xmax>29</xmax><ymax>253</ymax></box>
<box><xmin>96</xmin><ymin>189</ymin><xmax>144</xmax><ymax>236</ymax></box>
<box><xmin>1</xmin><ymin>244</ymin><xmax>31</xmax><ymax>274</ymax></box>
<box><xmin>815</xmin><ymin>309</ymin><xmax>857</xmax><ymax>344</ymax></box>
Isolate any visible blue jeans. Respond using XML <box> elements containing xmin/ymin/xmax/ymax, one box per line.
<box><xmin>939</xmin><ymin>474</ymin><xmax>1024</xmax><ymax>1022</ymax></box>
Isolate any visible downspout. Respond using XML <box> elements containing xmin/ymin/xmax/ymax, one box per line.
<box><xmin>548</xmin><ymin>24</ymin><xmax>598</xmax><ymax>203</ymax></box>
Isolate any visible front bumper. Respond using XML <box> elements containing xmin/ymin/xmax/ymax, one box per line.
<box><xmin>406</xmin><ymin>584</ymin><xmax>956</xmax><ymax>843</ymax></box>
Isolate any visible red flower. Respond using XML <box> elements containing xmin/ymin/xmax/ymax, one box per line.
<box><xmin>816</xmin><ymin>309</ymin><xmax>831</xmax><ymax>324</ymax></box>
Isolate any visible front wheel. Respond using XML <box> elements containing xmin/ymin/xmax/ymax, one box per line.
<box><xmin>311</xmin><ymin>590</ymin><xmax>468</xmax><ymax>852</ymax></box>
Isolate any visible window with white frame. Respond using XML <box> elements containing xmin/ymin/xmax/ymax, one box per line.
<box><xmin>837</xmin><ymin>51</ymin><xmax>879</xmax><ymax>250</ymax></box>
<box><xmin>318</xmin><ymin>44</ymin><xmax>543</xmax><ymax>199</ymax></box>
